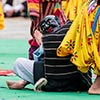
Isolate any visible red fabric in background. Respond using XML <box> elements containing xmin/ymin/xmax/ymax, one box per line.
<box><xmin>0</xmin><ymin>69</ymin><xmax>15</xmax><ymax>76</ymax></box>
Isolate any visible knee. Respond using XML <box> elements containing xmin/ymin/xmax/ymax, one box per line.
<box><xmin>13</xmin><ymin>58</ymin><xmax>24</xmax><ymax>71</ymax></box>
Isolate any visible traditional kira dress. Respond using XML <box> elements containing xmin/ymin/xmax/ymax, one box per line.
<box><xmin>62</xmin><ymin>0</ymin><xmax>90</xmax><ymax>20</ymax></box>
<box><xmin>27</xmin><ymin>0</ymin><xmax>66</xmax><ymax>36</ymax></box>
<box><xmin>0</xmin><ymin>1</ymin><xmax>4</xmax><ymax>30</ymax></box>
<box><xmin>57</xmin><ymin>2</ymin><xmax>100</xmax><ymax>75</ymax></box>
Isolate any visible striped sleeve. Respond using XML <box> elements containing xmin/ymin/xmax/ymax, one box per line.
<box><xmin>27</xmin><ymin>0</ymin><xmax>40</xmax><ymax>18</ymax></box>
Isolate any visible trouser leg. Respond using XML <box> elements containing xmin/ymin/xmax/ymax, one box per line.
<box><xmin>13</xmin><ymin>58</ymin><xmax>34</xmax><ymax>84</ymax></box>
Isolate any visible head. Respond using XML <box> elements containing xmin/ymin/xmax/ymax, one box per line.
<box><xmin>97</xmin><ymin>0</ymin><xmax>100</xmax><ymax>5</ymax></box>
<box><xmin>39</xmin><ymin>15</ymin><xmax>61</xmax><ymax>34</ymax></box>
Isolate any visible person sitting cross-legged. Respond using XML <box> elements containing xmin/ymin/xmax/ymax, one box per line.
<box><xmin>6</xmin><ymin>15</ymin><xmax>92</xmax><ymax>92</ymax></box>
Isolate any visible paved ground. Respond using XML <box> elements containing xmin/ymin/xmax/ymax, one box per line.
<box><xmin>0</xmin><ymin>17</ymin><xmax>31</xmax><ymax>70</ymax></box>
<box><xmin>0</xmin><ymin>17</ymin><xmax>31</xmax><ymax>39</ymax></box>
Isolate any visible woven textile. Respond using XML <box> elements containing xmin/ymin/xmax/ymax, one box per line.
<box><xmin>27</xmin><ymin>0</ymin><xmax>66</xmax><ymax>36</ymax></box>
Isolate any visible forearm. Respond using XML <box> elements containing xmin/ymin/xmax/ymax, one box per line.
<box><xmin>34</xmin><ymin>30</ymin><xmax>43</xmax><ymax>46</ymax></box>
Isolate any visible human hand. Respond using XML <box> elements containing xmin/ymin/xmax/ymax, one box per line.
<box><xmin>34</xmin><ymin>30</ymin><xmax>43</xmax><ymax>46</ymax></box>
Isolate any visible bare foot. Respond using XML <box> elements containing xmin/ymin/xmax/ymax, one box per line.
<box><xmin>6</xmin><ymin>9</ymin><xmax>14</xmax><ymax>17</ymax></box>
<box><xmin>88</xmin><ymin>85</ymin><xmax>100</xmax><ymax>94</ymax></box>
<box><xmin>88</xmin><ymin>76</ymin><xmax>100</xmax><ymax>94</ymax></box>
<box><xmin>6</xmin><ymin>80</ymin><xmax>28</xmax><ymax>89</ymax></box>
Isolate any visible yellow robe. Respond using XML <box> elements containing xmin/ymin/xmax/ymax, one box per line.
<box><xmin>57</xmin><ymin>2</ymin><xmax>100</xmax><ymax>75</ymax></box>
<box><xmin>63</xmin><ymin>0</ymin><xmax>90</xmax><ymax>20</ymax></box>
<box><xmin>0</xmin><ymin>2</ymin><xmax>4</xmax><ymax>30</ymax></box>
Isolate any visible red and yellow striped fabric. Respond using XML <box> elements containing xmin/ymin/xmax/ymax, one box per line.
<box><xmin>27</xmin><ymin>0</ymin><xmax>40</xmax><ymax>18</ymax></box>
<box><xmin>27</xmin><ymin>0</ymin><xmax>66</xmax><ymax>36</ymax></box>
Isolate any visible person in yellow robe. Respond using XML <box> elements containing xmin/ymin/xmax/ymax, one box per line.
<box><xmin>0</xmin><ymin>0</ymin><xmax>4</xmax><ymax>30</ymax></box>
<box><xmin>57</xmin><ymin>0</ymin><xmax>100</xmax><ymax>94</ymax></box>
<box><xmin>62</xmin><ymin>0</ymin><xmax>90</xmax><ymax>20</ymax></box>
<box><xmin>88</xmin><ymin>0</ymin><xmax>100</xmax><ymax>95</ymax></box>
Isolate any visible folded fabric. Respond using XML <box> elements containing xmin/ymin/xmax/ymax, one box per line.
<box><xmin>33</xmin><ymin>44</ymin><xmax>44</xmax><ymax>61</ymax></box>
<box><xmin>63</xmin><ymin>0</ymin><xmax>89</xmax><ymax>20</ymax></box>
<box><xmin>0</xmin><ymin>69</ymin><xmax>15</xmax><ymax>76</ymax></box>
<box><xmin>57</xmin><ymin>3</ymin><xmax>100</xmax><ymax>75</ymax></box>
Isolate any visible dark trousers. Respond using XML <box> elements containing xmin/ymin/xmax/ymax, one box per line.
<box><xmin>5</xmin><ymin>0</ymin><xmax>28</xmax><ymax>17</ymax></box>
<box><xmin>5</xmin><ymin>0</ymin><xmax>13</xmax><ymax>5</ymax></box>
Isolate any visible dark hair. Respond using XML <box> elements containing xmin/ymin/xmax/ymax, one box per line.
<box><xmin>97</xmin><ymin>0</ymin><xmax>100</xmax><ymax>5</ymax></box>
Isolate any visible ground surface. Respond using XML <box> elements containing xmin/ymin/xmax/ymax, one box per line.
<box><xmin>0</xmin><ymin>17</ymin><xmax>99</xmax><ymax>100</ymax></box>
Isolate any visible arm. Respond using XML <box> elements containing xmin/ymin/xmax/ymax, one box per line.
<box><xmin>34</xmin><ymin>30</ymin><xmax>43</xmax><ymax>46</ymax></box>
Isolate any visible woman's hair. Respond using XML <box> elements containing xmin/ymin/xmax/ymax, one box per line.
<box><xmin>97</xmin><ymin>0</ymin><xmax>100</xmax><ymax>5</ymax></box>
